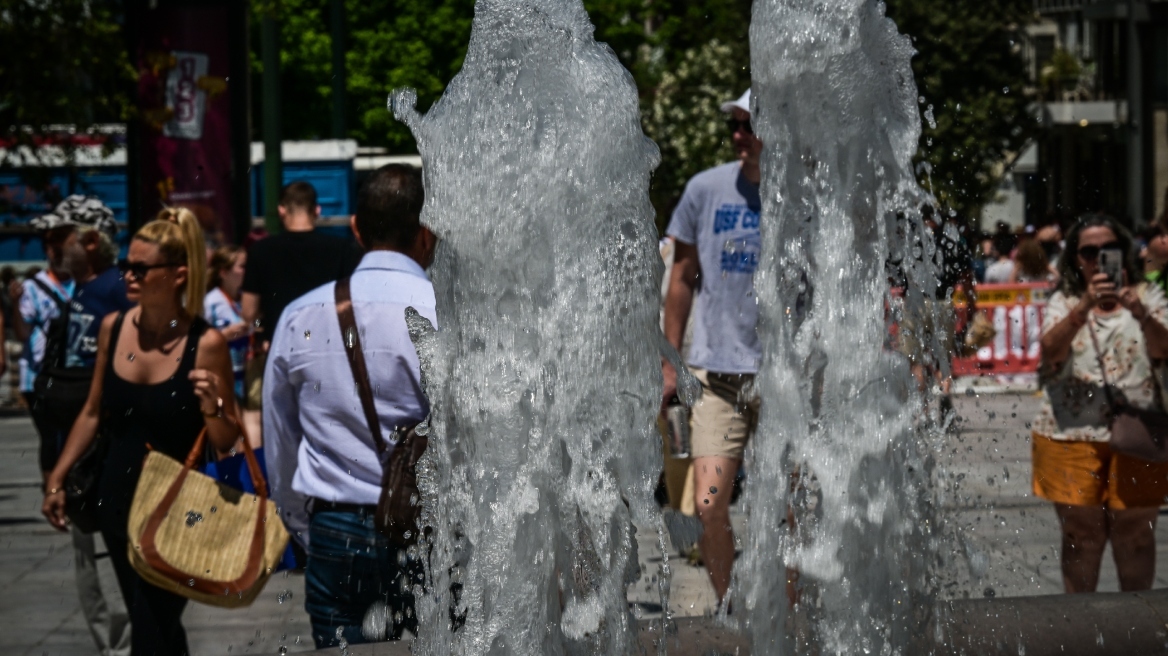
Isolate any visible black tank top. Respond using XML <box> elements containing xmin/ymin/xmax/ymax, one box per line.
<box><xmin>98</xmin><ymin>312</ymin><xmax>208</xmax><ymax>538</ymax></box>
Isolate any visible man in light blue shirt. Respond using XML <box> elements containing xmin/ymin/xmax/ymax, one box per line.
<box><xmin>264</xmin><ymin>164</ymin><xmax>437</xmax><ymax>648</ymax></box>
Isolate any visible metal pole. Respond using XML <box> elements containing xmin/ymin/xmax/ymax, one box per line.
<box><xmin>229</xmin><ymin>0</ymin><xmax>252</xmax><ymax>245</ymax></box>
<box><xmin>1126</xmin><ymin>0</ymin><xmax>1143</xmax><ymax>224</ymax></box>
<box><xmin>261</xmin><ymin>7</ymin><xmax>283</xmax><ymax>234</ymax></box>
<box><xmin>330</xmin><ymin>0</ymin><xmax>346</xmax><ymax>139</ymax></box>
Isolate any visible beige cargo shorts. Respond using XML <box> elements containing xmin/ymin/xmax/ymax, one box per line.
<box><xmin>689</xmin><ymin>368</ymin><xmax>760</xmax><ymax>460</ymax></box>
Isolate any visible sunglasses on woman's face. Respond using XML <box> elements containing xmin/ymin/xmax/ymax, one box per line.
<box><xmin>1076</xmin><ymin>242</ymin><xmax>1121</xmax><ymax>261</ymax></box>
<box><xmin>117</xmin><ymin>259</ymin><xmax>176</xmax><ymax>280</ymax></box>
<box><xmin>726</xmin><ymin>118</ymin><xmax>753</xmax><ymax>135</ymax></box>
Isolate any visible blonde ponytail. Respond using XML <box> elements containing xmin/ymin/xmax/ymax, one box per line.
<box><xmin>135</xmin><ymin>207</ymin><xmax>208</xmax><ymax>317</ymax></box>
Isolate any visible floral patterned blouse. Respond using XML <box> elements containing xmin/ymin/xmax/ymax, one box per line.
<box><xmin>1033</xmin><ymin>283</ymin><xmax>1168</xmax><ymax>442</ymax></box>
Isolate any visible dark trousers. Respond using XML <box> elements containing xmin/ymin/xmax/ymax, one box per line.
<box><xmin>305</xmin><ymin>508</ymin><xmax>420</xmax><ymax>648</ymax></box>
<box><xmin>25</xmin><ymin>391</ymin><xmax>60</xmax><ymax>473</ymax></box>
<box><xmin>26</xmin><ymin>376</ymin><xmax>89</xmax><ymax>473</ymax></box>
<box><xmin>101</xmin><ymin>527</ymin><xmax>189</xmax><ymax>655</ymax></box>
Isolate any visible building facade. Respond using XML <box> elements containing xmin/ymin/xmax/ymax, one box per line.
<box><xmin>1028</xmin><ymin>0</ymin><xmax>1168</xmax><ymax>227</ymax></box>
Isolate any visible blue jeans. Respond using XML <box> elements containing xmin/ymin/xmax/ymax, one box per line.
<box><xmin>305</xmin><ymin>509</ymin><xmax>420</xmax><ymax>648</ymax></box>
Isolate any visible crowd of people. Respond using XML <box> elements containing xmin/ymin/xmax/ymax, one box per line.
<box><xmin>3</xmin><ymin>88</ymin><xmax>1168</xmax><ymax>655</ymax></box>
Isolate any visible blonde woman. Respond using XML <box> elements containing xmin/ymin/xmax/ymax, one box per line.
<box><xmin>42</xmin><ymin>208</ymin><xmax>240</xmax><ymax>654</ymax></box>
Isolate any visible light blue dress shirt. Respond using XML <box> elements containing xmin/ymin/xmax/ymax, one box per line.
<box><xmin>263</xmin><ymin>250</ymin><xmax>437</xmax><ymax>546</ymax></box>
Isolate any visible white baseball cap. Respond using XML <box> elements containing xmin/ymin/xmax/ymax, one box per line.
<box><xmin>720</xmin><ymin>89</ymin><xmax>751</xmax><ymax>114</ymax></box>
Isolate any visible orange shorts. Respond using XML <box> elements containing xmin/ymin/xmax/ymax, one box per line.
<box><xmin>1031</xmin><ymin>432</ymin><xmax>1168</xmax><ymax>509</ymax></box>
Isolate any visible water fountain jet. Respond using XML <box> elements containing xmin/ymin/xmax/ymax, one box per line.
<box><xmin>391</xmin><ymin>1</ymin><xmax>679</xmax><ymax>653</ymax></box>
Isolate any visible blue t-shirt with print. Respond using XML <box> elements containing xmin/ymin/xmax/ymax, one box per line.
<box><xmin>666</xmin><ymin>161</ymin><xmax>761</xmax><ymax>374</ymax></box>
<box><xmin>18</xmin><ymin>272</ymin><xmax>75</xmax><ymax>392</ymax></box>
<box><xmin>66</xmin><ymin>267</ymin><xmax>134</xmax><ymax>370</ymax></box>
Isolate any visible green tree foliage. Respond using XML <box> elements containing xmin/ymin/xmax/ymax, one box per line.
<box><xmin>640</xmin><ymin>40</ymin><xmax>747</xmax><ymax>231</ymax></box>
<box><xmin>884</xmin><ymin>0</ymin><xmax>1038</xmax><ymax>222</ymax></box>
<box><xmin>260</xmin><ymin>0</ymin><xmax>1031</xmax><ymax>226</ymax></box>
<box><xmin>252</xmin><ymin>0</ymin><xmax>474</xmax><ymax>150</ymax></box>
<box><xmin>588</xmin><ymin>0</ymin><xmax>751</xmax><ymax>227</ymax></box>
<box><xmin>0</xmin><ymin>0</ymin><xmax>134</xmax><ymax>152</ymax></box>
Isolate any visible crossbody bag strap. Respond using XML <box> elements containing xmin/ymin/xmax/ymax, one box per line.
<box><xmin>335</xmin><ymin>277</ymin><xmax>388</xmax><ymax>455</ymax></box>
<box><xmin>1085</xmin><ymin>319</ymin><xmax>1118</xmax><ymax>408</ymax></box>
<box><xmin>29</xmin><ymin>276</ymin><xmax>69</xmax><ymax>311</ymax></box>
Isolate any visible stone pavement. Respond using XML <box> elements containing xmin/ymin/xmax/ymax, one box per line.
<box><xmin>0</xmin><ymin>416</ymin><xmax>312</xmax><ymax>656</ymax></box>
<box><xmin>4</xmin><ymin>386</ymin><xmax>1168</xmax><ymax>654</ymax></box>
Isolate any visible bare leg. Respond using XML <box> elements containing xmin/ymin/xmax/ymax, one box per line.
<box><xmin>909</xmin><ymin>364</ymin><xmax>926</xmax><ymax>393</ymax></box>
<box><xmin>1109</xmin><ymin>507</ymin><xmax>1158</xmax><ymax>591</ymax></box>
<box><xmin>1054</xmin><ymin>503</ymin><xmax>1108</xmax><ymax>593</ymax></box>
<box><xmin>694</xmin><ymin>456</ymin><xmax>740</xmax><ymax>604</ymax></box>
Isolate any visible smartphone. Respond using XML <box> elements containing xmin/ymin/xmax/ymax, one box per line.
<box><xmin>1098</xmin><ymin>248</ymin><xmax>1124</xmax><ymax>285</ymax></box>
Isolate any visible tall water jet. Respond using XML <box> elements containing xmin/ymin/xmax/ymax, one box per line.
<box><xmin>391</xmin><ymin>0</ymin><xmax>671</xmax><ymax>653</ymax></box>
<box><xmin>741</xmin><ymin>0</ymin><xmax>942</xmax><ymax>653</ymax></box>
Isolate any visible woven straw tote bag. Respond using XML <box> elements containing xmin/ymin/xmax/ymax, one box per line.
<box><xmin>127</xmin><ymin>427</ymin><xmax>289</xmax><ymax>608</ymax></box>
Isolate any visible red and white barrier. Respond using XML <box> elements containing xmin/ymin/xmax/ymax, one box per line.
<box><xmin>951</xmin><ymin>283</ymin><xmax>1052</xmax><ymax>376</ymax></box>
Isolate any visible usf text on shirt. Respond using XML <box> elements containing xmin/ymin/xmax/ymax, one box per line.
<box><xmin>666</xmin><ymin>161</ymin><xmax>762</xmax><ymax>374</ymax></box>
<box><xmin>262</xmin><ymin>251</ymin><xmax>437</xmax><ymax>547</ymax></box>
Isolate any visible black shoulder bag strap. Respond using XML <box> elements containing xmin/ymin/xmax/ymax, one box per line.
<box><xmin>30</xmin><ymin>277</ymin><xmax>72</xmax><ymax>372</ymax></box>
<box><xmin>30</xmin><ymin>276</ymin><xmax>68</xmax><ymax>305</ymax></box>
<box><xmin>334</xmin><ymin>277</ymin><xmax>387</xmax><ymax>455</ymax></box>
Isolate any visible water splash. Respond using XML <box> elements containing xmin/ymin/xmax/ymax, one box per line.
<box><xmin>392</xmin><ymin>0</ymin><xmax>669</xmax><ymax>652</ymax></box>
<box><xmin>740</xmin><ymin>0</ymin><xmax>940</xmax><ymax>653</ymax></box>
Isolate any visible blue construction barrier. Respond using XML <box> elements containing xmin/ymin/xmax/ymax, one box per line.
<box><xmin>1</xmin><ymin>151</ymin><xmax>358</xmax><ymax>265</ymax></box>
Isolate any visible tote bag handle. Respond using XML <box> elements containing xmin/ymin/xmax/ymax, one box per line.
<box><xmin>138</xmin><ymin>419</ymin><xmax>269</xmax><ymax>596</ymax></box>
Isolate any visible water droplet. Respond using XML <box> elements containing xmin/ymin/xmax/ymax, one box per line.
<box><xmin>185</xmin><ymin>510</ymin><xmax>204</xmax><ymax>527</ymax></box>
<box><xmin>983</xmin><ymin>587</ymin><xmax>996</xmax><ymax>598</ymax></box>
<box><xmin>169</xmin><ymin>319</ymin><xmax>178</xmax><ymax>328</ymax></box>
<box><xmin>279</xmin><ymin>648</ymin><xmax>288</xmax><ymax>656</ymax></box>
<box><xmin>189</xmin><ymin>579</ymin><xmax>195</xmax><ymax>586</ymax></box>
<box><xmin>709</xmin><ymin>486</ymin><xmax>718</xmax><ymax>494</ymax></box>
<box><xmin>304</xmin><ymin>330</ymin><xmax>311</xmax><ymax>340</ymax></box>
<box><xmin>277</xmin><ymin>589</ymin><xmax>292</xmax><ymax>603</ymax></box>
<box><xmin>127</xmin><ymin>353</ymin><xmax>135</xmax><ymax>361</ymax></box>
<box><xmin>210</xmin><ymin>506</ymin><xmax>217</xmax><ymax>513</ymax></box>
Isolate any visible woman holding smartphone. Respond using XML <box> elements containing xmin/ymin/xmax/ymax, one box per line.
<box><xmin>1033</xmin><ymin>213</ymin><xmax>1168</xmax><ymax>593</ymax></box>
<box><xmin>41</xmin><ymin>208</ymin><xmax>240</xmax><ymax>654</ymax></box>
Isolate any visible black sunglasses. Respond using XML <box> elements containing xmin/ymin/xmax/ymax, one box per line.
<box><xmin>726</xmin><ymin>118</ymin><xmax>753</xmax><ymax>135</ymax></box>
<box><xmin>1076</xmin><ymin>241</ymin><xmax>1121</xmax><ymax>261</ymax></box>
<box><xmin>118</xmin><ymin>259</ymin><xmax>177</xmax><ymax>280</ymax></box>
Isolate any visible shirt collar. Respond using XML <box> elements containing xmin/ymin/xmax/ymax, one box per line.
<box><xmin>355</xmin><ymin>250</ymin><xmax>429</xmax><ymax>279</ymax></box>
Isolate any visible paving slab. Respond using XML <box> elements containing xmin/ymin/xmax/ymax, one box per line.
<box><xmin>4</xmin><ymin>385</ymin><xmax>1168</xmax><ymax>654</ymax></box>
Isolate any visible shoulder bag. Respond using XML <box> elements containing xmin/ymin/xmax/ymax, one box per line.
<box><xmin>127</xmin><ymin>424</ymin><xmax>290</xmax><ymax>607</ymax></box>
<box><xmin>1086</xmin><ymin>322</ymin><xmax>1168</xmax><ymax>462</ymax></box>
<box><xmin>63</xmin><ymin>433</ymin><xmax>108</xmax><ymax>533</ymax></box>
<box><xmin>335</xmin><ymin>277</ymin><xmax>428</xmax><ymax>547</ymax></box>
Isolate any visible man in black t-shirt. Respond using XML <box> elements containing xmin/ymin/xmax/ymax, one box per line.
<box><xmin>242</xmin><ymin>181</ymin><xmax>361</xmax><ymax>343</ymax></box>
<box><xmin>241</xmin><ymin>182</ymin><xmax>361</xmax><ymax>413</ymax></box>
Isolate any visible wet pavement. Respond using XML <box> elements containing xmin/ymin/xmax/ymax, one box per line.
<box><xmin>4</xmin><ymin>386</ymin><xmax>1168</xmax><ymax>654</ymax></box>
